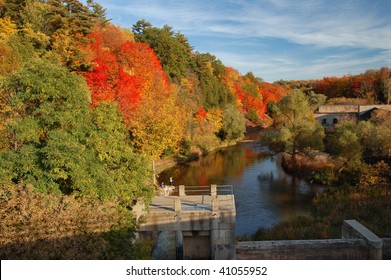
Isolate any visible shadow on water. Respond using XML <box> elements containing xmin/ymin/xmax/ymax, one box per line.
<box><xmin>159</xmin><ymin>128</ymin><xmax>324</xmax><ymax>237</ymax></box>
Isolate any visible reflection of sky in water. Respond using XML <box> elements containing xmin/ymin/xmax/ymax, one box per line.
<box><xmin>160</xmin><ymin>140</ymin><xmax>324</xmax><ymax>237</ymax></box>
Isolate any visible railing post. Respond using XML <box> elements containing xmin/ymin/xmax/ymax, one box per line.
<box><xmin>179</xmin><ymin>185</ymin><xmax>185</xmax><ymax>196</ymax></box>
<box><xmin>211</xmin><ymin>184</ymin><xmax>217</xmax><ymax>196</ymax></box>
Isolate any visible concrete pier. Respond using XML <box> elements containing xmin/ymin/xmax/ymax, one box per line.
<box><xmin>133</xmin><ymin>185</ymin><xmax>236</xmax><ymax>260</ymax></box>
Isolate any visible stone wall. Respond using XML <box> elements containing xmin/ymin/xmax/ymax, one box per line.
<box><xmin>359</xmin><ymin>105</ymin><xmax>391</xmax><ymax>115</ymax></box>
<box><xmin>318</xmin><ymin>105</ymin><xmax>359</xmax><ymax>113</ymax></box>
<box><xmin>236</xmin><ymin>220</ymin><xmax>387</xmax><ymax>260</ymax></box>
<box><xmin>236</xmin><ymin>239</ymin><xmax>368</xmax><ymax>260</ymax></box>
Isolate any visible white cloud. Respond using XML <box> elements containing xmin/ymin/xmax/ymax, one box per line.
<box><xmin>94</xmin><ymin>0</ymin><xmax>391</xmax><ymax>81</ymax></box>
<box><xmin>98</xmin><ymin>0</ymin><xmax>391</xmax><ymax>49</ymax></box>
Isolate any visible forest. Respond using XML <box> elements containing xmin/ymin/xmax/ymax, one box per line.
<box><xmin>0</xmin><ymin>0</ymin><xmax>287</xmax><ymax>259</ymax></box>
<box><xmin>0</xmin><ymin>0</ymin><xmax>390</xmax><ymax>259</ymax></box>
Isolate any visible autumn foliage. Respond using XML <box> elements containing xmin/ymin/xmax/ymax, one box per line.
<box><xmin>84</xmin><ymin>25</ymin><xmax>142</xmax><ymax>124</ymax></box>
<box><xmin>2</xmin><ymin>0</ymin><xmax>390</xmax><ymax>260</ymax></box>
<box><xmin>0</xmin><ymin>183</ymin><xmax>141</xmax><ymax>259</ymax></box>
<box><xmin>222</xmin><ymin>67</ymin><xmax>286</xmax><ymax>124</ymax></box>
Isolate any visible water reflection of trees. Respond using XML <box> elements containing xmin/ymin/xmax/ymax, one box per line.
<box><xmin>160</xmin><ymin>142</ymin><xmax>321</xmax><ymax>234</ymax></box>
<box><xmin>160</xmin><ymin>143</ymin><xmax>263</xmax><ymax>186</ymax></box>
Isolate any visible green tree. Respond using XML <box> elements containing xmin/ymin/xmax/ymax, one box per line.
<box><xmin>0</xmin><ymin>180</ymin><xmax>153</xmax><ymax>259</ymax></box>
<box><xmin>265</xmin><ymin>89</ymin><xmax>325</xmax><ymax>165</ymax></box>
<box><xmin>327</xmin><ymin>121</ymin><xmax>363</xmax><ymax>174</ymax></box>
<box><xmin>328</xmin><ymin>120</ymin><xmax>391</xmax><ymax>175</ymax></box>
<box><xmin>194</xmin><ymin>52</ymin><xmax>229</xmax><ymax>108</ymax></box>
<box><xmin>382</xmin><ymin>78</ymin><xmax>391</xmax><ymax>104</ymax></box>
<box><xmin>133</xmin><ymin>21</ymin><xmax>194</xmax><ymax>82</ymax></box>
<box><xmin>307</xmin><ymin>91</ymin><xmax>326</xmax><ymax>111</ymax></box>
<box><xmin>221</xmin><ymin>104</ymin><xmax>246</xmax><ymax>141</ymax></box>
<box><xmin>0</xmin><ymin>59</ymin><xmax>152</xmax><ymax>202</ymax></box>
<box><xmin>2</xmin><ymin>0</ymin><xmax>103</xmax><ymax>71</ymax></box>
<box><xmin>90</xmin><ymin>102</ymin><xmax>153</xmax><ymax>201</ymax></box>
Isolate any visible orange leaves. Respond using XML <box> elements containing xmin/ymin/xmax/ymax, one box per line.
<box><xmin>244</xmin><ymin>95</ymin><xmax>267</xmax><ymax>120</ymax></box>
<box><xmin>261</xmin><ymin>82</ymin><xmax>286</xmax><ymax>104</ymax></box>
<box><xmin>221</xmin><ymin>68</ymin><xmax>289</xmax><ymax>123</ymax></box>
<box><xmin>120</xmin><ymin>41</ymin><xmax>169</xmax><ymax>95</ymax></box>
<box><xmin>85</xmin><ymin>57</ymin><xmax>112</xmax><ymax>105</ymax></box>
<box><xmin>115</xmin><ymin>68</ymin><xmax>142</xmax><ymax>124</ymax></box>
<box><xmin>195</xmin><ymin>107</ymin><xmax>207</xmax><ymax>121</ymax></box>
<box><xmin>84</xmin><ymin>24</ymin><xmax>171</xmax><ymax>125</ymax></box>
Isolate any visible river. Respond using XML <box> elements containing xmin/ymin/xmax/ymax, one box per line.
<box><xmin>159</xmin><ymin>128</ymin><xmax>324</xmax><ymax>237</ymax></box>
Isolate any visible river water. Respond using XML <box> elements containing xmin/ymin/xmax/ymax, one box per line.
<box><xmin>159</xmin><ymin>129</ymin><xmax>324</xmax><ymax>237</ymax></box>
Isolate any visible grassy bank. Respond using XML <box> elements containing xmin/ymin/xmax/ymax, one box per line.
<box><xmin>249</xmin><ymin>156</ymin><xmax>391</xmax><ymax>241</ymax></box>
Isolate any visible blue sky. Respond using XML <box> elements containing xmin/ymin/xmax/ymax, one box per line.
<box><xmin>91</xmin><ymin>0</ymin><xmax>391</xmax><ymax>82</ymax></box>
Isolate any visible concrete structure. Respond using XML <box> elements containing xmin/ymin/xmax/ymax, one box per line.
<box><xmin>133</xmin><ymin>185</ymin><xmax>236</xmax><ymax>260</ymax></box>
<box><xmin>134</xmin><ymin>185</ymin><xmax>389</xmax><ymax>260</ymax></box>
<box><xmin>315</xmin><ymin>104</ymin><xmax>391</xmax><ymax>131</ymax></box>
<box><xmin>342</xmin><ymin>219</ymin><xmax>382</xmax><ymax>259</ymax></box>
<box><xmin>236</xmin><ymin>220</ymin><xmax>388</xmax><ymax>260</ymax></box>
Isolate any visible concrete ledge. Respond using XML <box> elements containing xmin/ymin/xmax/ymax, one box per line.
<box><xmin>342</xmin><ymin>220</ymin><xmax>383</xmax><ymax>259</ymax></box>
<box><xmin>236</xmin><ymin>239</ymin><xmax>368</xmax><ymax>260</ymax></box>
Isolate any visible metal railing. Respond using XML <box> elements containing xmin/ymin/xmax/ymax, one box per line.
<box><xmin>147</xmin><ymin>185</ymin><xmax>235</xmax><ymax>213</ymax></box>
<box><xmin>168</xmin><ymin>185</ymin><xmax>233</xmax><ymax>196</ymax></box>
<box><xmin>216</xmin><ymin>185</ymin><xmax>233</xmax><ymax>196</ymax></box>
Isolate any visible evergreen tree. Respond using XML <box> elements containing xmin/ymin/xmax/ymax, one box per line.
<box><xmin>133</xmin><ymin>20</ymin><xmax>194</xmax><ymax>82</ymax></box>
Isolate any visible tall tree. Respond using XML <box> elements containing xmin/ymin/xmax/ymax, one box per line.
<box><xmin>194</xmin><ymin>52</ymin><xmax>229</xmax><ymax>108</ymax></box>
<box><xmin>328</xmin><ymin>119</ymin><xmax>391</xmax><ymax>174</ymax></box>
<box><xmin>221</xmin><ymin>104</ymin><xmax>246</xmax><ymax>141</ymax></box>
<box><xmin>265</xmin><ymin>89</ymin><xmax>325</xmax><ymax>165</ymax></box>
<box><xmin>133</xmin><ymin>20</ymin><xmax>194</xmax><ymax>82</ymax></box>
<box><xmin>0</xmin><ymin>59</ymin><xmax>151</xmax><ymax>202</ymax></box>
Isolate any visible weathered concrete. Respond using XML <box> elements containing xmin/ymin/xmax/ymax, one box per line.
<box><xmin>315</xmin><ymin>112</ymin><xmax>357</xmax><ymax>131</ymax></box>
<box><xmin>318</xmin><ymin>105</ymin><xmax>359</xmax><ymax>113</ymax></box>
<box><xmin>315</xmin><ymin>104</ymin><xmax>391</xmax><ymax>131</ymax></box>
<box><xmin>317</xmin><ymin>104</ymin><xmax>391</xmax><ymax>114</ymax></box>
<box><xmin>236</xmin><ymin>220</ymin><xmax>386</xmax><ymax>260</ymax></box>
<box><xmin>342</xmin><ymin>219</ymin><xmax>383</xmax><ymax>260</ymax></box>
<box><xmin>134</xmin><ymin>185</ymin><xmax>236</xmax><ymax>260</ymax></box>
<box><xmin>136</xmin><ymin>190</ymin><xmax>387</xmax><ymax>260</ymax></box>
<box><xmin>358</xmin><ymin>105</ymin><xmax>391</xmax><ymax>115</ymax></box>
<box><xmin>236</xmin><ymin>239</ymin><xmax>368</xmax><ymax>260</ymax></box>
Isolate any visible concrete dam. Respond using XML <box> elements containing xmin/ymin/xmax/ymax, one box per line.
<box><xmin>134</xmin><ymin>185</ymin><xmax>391</xmax><ymax>260</ymax></box>
<box><xmin>133</xmin><ymin>185</ymin><xmax>236</xmax><ymax>260</ymax></box>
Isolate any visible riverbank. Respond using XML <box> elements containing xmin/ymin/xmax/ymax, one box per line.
<box><xmin>154</xmin><ymin>137</ymin><xmax>247</xmax><ymax>174</ymax></box>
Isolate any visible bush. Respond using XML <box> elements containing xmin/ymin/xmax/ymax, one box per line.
<box><xmin>0</xmin><ymin>183</ymin><xmax>148</xmax><ymax>259</ymax></box>
<box><xmin>309</xmin><ymin>166</ymin><xmax>338</xmax><ymax>185</ymax></box>
<box><xmin>251</xmin><ymin>216</ymin><xmax>334</xmax><ymax>241</ymax></box>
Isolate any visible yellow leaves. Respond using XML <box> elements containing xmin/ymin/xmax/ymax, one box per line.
<box><xmin>205</xmin><ymin>61</ymin><xmax>214</xmax><ymax>74</ymax></box>
<box><xmin>0</xmin><ymin>183</ymin><xmax>125</xmax><ymax>259</ymax></box>
<box><xmin>21</xmin><ymin>23</ymin><xmax>50</xmax><ymax>47</ymax></box>
<box><xmin>51</xmin><ymin>29</ymin><xmax>74</xmax><ymax>59</ymax></box>
<box><xmin>206</xmin><ymin>107</ymin><xmax>223</xmax><ymax>133</ymax></box>
<box><xmin>130</xmin><ymin>90</ymin><xmax>185</xmax><ymax>159</ymax></box>
<box><xmin>0</xmin><ymin>17</ymin><xmax>16</xmax><ymax>42</ymax></box>
<box><xmin>190</xmin><ymin>108</ymin><xmax>223</xmax><ymax>151</ymax></box>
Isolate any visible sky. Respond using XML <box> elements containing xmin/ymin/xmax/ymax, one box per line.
<box><xmin>91</xmin><ymin>0</ymin><xmax>391</xmax><ymax>82</ymax></box>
